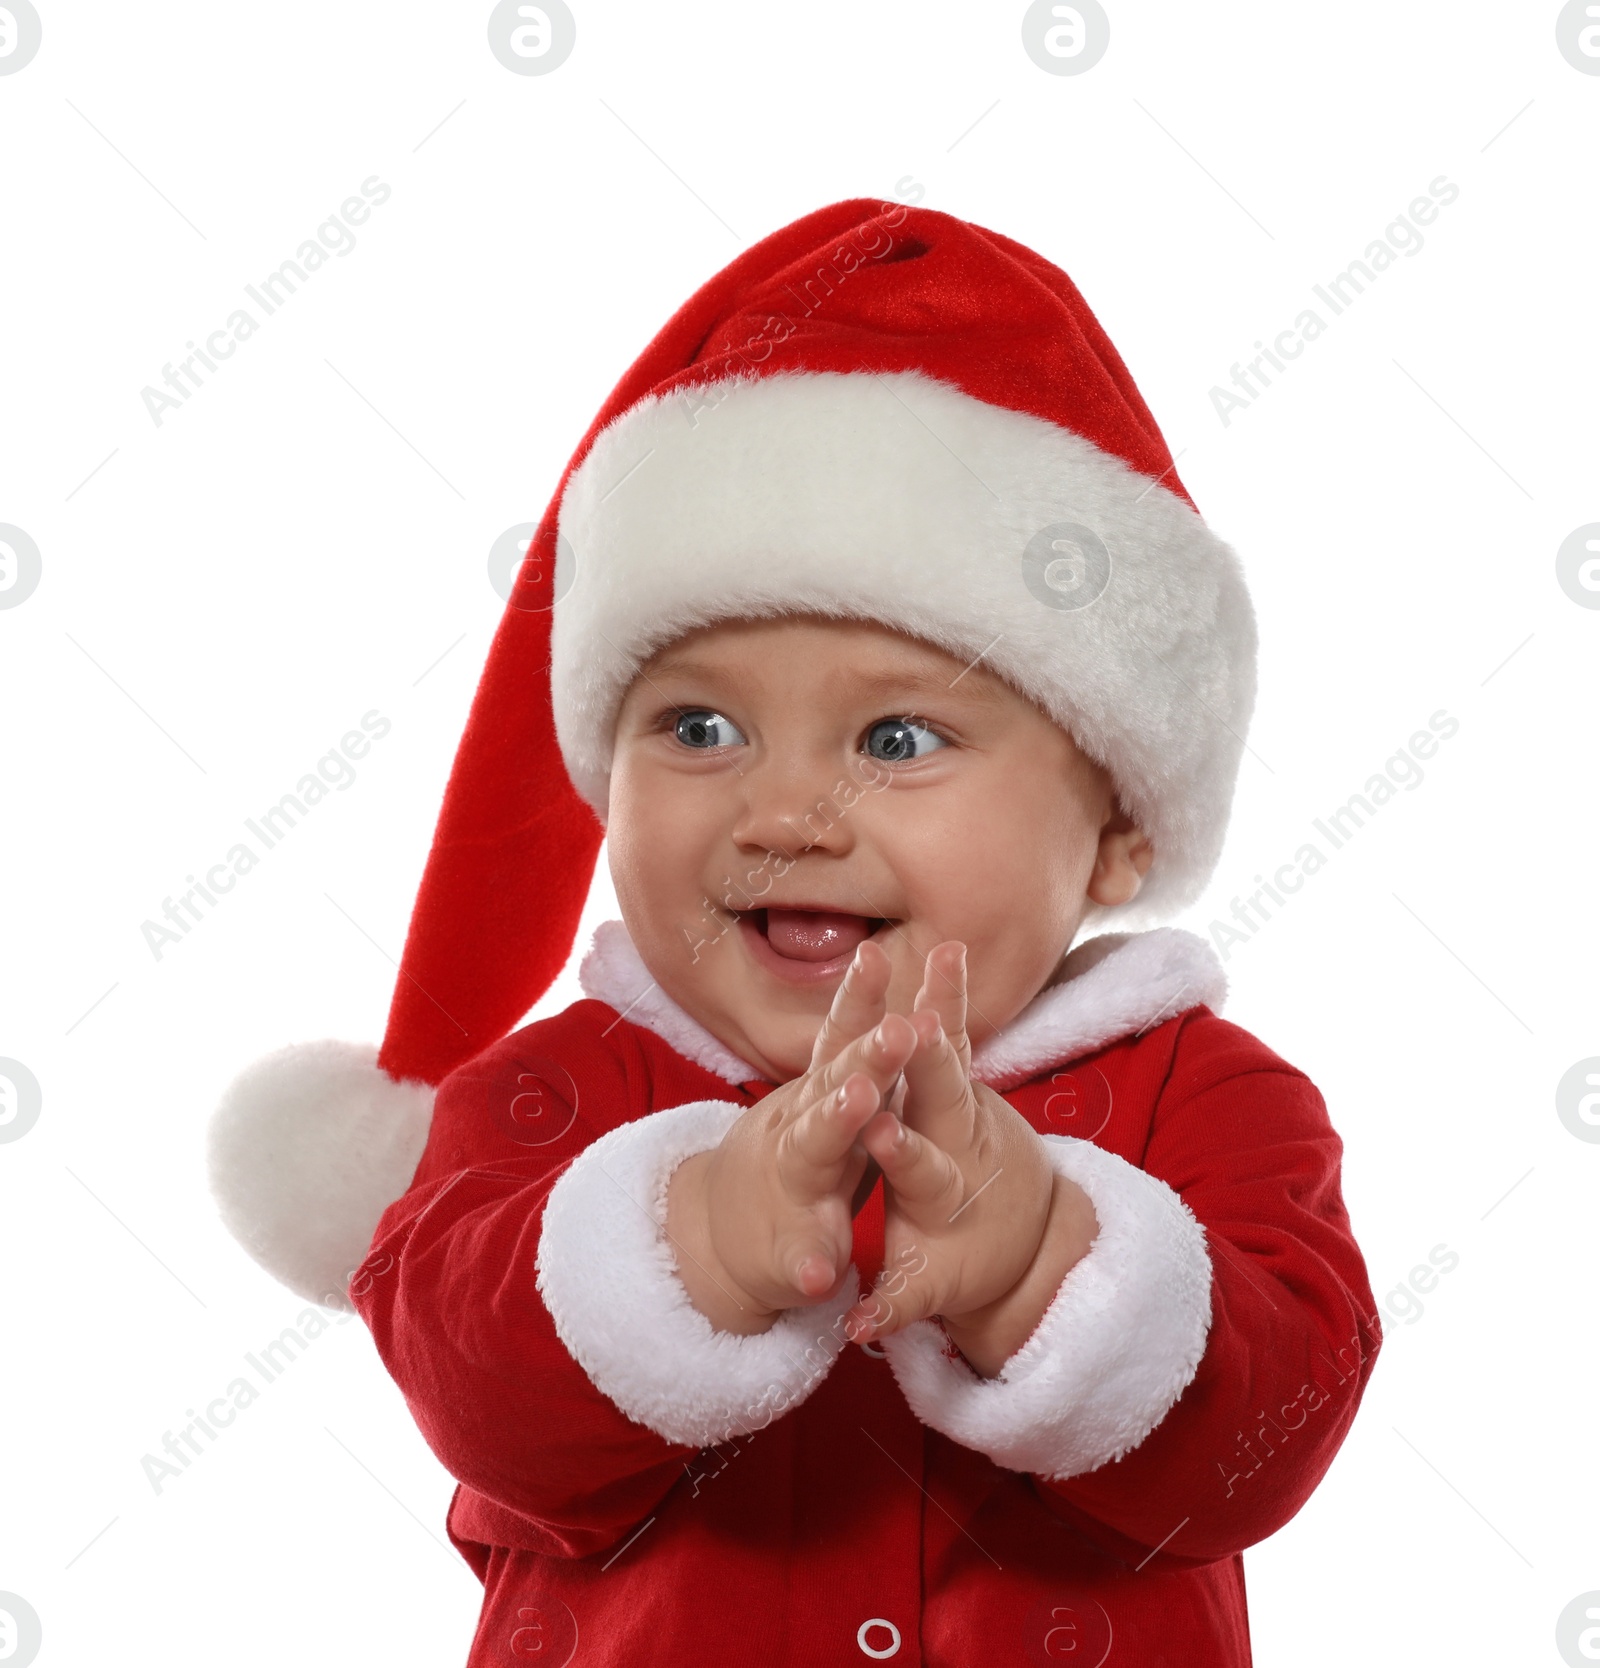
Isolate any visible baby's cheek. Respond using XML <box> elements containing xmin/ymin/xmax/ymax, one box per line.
<box><xmin>609</xmin><ymin>784</ymin><xmax>701</xmax><ymax>923</ymax></box>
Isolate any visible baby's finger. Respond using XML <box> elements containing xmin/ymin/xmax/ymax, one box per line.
<box><xmin>809</xmin><ymin>938</ymin><xmax>892</xmax><ymax>1072</ymax></box>
<box><xmin>782</xmin><ymin>1015</ymin><xmax>920</xmax><ymax>1191</ymax></box>
<box><xmin>912</xmin><ymin>942</ymin><xmax>970</xmax><ymax>1067</ymax></box>
<box><xmin>783</xmin><ymin>1069</ymin><xmax>884</xmax><ymax>1176</ymax></box>
<box><xmin>773</xmin><ymin>1229</ymin><xmax>851</xmax><ymax>1306</ymax></box>
<box><xmin>857</xmin><ymin>1107</ymin><xmax>963</xmax><ymax>1219</ymax></box>
<box><xmin>808</xmin><ymin>1010</ymin><xmax>919</xmax><ymax>1110</ymax></box>
<box><xmin>899</xmin><ymin>1010</ymin><xmax>977</xmax><ymax>1151</ymax></box>
<box><xmin>843</xmin><ymin>1265</ymin><xmax>943</xmax><ymax>1345</ymax></box>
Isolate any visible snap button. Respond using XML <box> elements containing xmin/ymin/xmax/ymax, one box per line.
<box><xmin>857</xmin><ymin>1617</ymin><xmax>901</xmax><ymax>1658</ymax></box>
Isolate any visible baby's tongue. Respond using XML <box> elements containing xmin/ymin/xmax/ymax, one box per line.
<box><xmin>764</xmin><ymin>909</ymin><xmax>871</xmax><ymax>962</ymax></box>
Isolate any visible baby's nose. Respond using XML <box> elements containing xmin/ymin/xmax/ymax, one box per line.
<box><xmin>730</xmin><ymin>755</ymin><xmax>865</xmax><ymax>857</ymax></box>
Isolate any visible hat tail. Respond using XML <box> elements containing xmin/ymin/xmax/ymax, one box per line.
<box><xmin>208</xmin><ymin>529</ymin><xmax>601</xmax><ymax>1305</ymax></box>
<box><xmin>377</xmin><ymin>544</ymin><xmax>603</xmax><ymax>1089</ymax></box>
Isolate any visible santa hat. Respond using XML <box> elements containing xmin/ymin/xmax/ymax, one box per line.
<box><xmin>209</xmin><ymin>197</ymin><xmax>1256</xmax><ymax>1306</ymax></box>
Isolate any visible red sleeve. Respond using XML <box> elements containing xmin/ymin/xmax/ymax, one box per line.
<box><xmin>350</xmin><ymin>1016</ymin><xmax>698</xmax><ymax>1560</ymax></box>
<box><xmin>1033</xmin><ymin>1015</ymin><xmax>1382</xmax><ymax>1566</ymax></box>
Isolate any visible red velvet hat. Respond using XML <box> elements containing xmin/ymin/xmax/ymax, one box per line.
<box><xmin>209</xmin><ymin>197</ymin><xmax>1256</xmax><ymax>1306</ymax></box>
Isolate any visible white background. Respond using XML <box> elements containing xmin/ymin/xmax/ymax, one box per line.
<box><xmin>2</xmin><ymin>2</ymin><xmax>1596</xmax><ymax>1663</ymax></box>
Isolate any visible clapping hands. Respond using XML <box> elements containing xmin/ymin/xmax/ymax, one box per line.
<box><xmin>666</xmin><ymin>939</ymin><xmax>1098</xmax><ymax>1377</ymax></box>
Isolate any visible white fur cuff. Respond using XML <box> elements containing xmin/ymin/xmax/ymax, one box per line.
<box><xmin>535</xmin><ymin>1100</ymin><xmax>859</xmax><ymax>1449</ymax></box>
<box><xmin>880</xmin><ymin>1137</ymin><xmax>1212</xmax><ymax>1480</ymax></box>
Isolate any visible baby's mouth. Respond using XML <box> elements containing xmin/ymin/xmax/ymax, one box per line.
<box><xmin>746</xmin><ymin>907</ymin><xmax>891</xmax><ymax>964</ymax></box>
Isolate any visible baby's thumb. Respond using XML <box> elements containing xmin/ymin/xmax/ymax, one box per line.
<box><xmin>845</xmin><ymin>1267</ymin><xmax>940</xmax><ymax>1344</ymax></box>
<box><xmin>774</xmin><ymin>1232</ymin><xmax>849</xmax><ymax>1304</ymax></box>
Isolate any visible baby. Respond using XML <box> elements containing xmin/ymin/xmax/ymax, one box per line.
<box><xmin>210</xmin><ymin>198</ymin><xmax>1381</xmax><ymax>1666</ymax></box>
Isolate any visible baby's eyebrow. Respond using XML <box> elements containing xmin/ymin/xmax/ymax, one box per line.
<box><xmin>638</xmin><ymin>653</ymin><xmax>726</xmax><ymax>685</ymax></box>
<box><xmin>642</xmin><ymin>654</ymin><xmax>1005</xmax><ymax>706</ymax></box>
<box><xmin>837</xmin><ymin>664</ymin><xmax>1007</xmax><ymax>706</ymax></box>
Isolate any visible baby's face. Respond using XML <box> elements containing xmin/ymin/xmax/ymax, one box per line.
<box><xmin>606</xmin><ymin>616</ymin><xmax>1149</xmax><ymax>1083</ymax></box>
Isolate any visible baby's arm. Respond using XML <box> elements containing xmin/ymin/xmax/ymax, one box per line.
<box><xmin>1027</xmin><ymin>1045</ymin><xmax>1382</xmax><ymax>1563</ymax></box>
<box><xmin>872</xmin><ymin>1018</ymin><xmax>1380</xmax><ymax>1566</ymax></box>
<box><xmin>350</xmin><ymin>1001</ymin><xmax>897</xmax><ymax>1562</ymax></box>
<box><xmin>352</xmin><ymin>1110</ymin><xmax>688</xmax><ymax>1557</ymax></box>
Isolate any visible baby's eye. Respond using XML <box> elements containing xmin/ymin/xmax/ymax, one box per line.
<box><xmin>862</xmin><ymin>718</ymin><xmax>947</xmax><ymax>763</ymax></box>
<box><xmin>672</xmin><ymin>709</ymin><xmax>747</xmax><ymax>749</ymax></box>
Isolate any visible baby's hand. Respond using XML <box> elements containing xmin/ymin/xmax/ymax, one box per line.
<box><xmin>844</xmin><ymin>943</ymin><xmax>1099</xmax><ymax>1374</ymax></box>
<box><xmin>665</xmin><ymin>944</ymin><xmax>914</xmax><ymax>1334</ymax></box>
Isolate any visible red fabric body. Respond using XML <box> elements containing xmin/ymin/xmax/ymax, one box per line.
<box><xmin>354</xmin><ymin>1000</ymin><xmax>1380</xmax><ymax>1666</ymax></box>
<box><xmin>376</xmin><ymin>197</ymin><xmax>1193</xmax><ymax>1089</ymax></box>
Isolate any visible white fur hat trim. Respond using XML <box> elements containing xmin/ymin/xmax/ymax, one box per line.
<box><xmin>554</xmin><ymin>368</ymin><xmax>1257</xmax><ymax>923</ymax></box>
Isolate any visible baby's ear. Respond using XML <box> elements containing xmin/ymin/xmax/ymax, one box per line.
<box><xmin>1088</xmin><ymin>808</ymin><xmax>1154</xmax><ymax>906</ymax></box>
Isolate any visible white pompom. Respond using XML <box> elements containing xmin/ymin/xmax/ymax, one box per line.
<box><xmin>207</xmin><ymin>1039</ymin><xmax>434</xmax><ymax>1309</ymax></box>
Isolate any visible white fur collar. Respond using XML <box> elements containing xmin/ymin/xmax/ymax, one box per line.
<box><xmin>578</xmin><ymin>921</ymin><xmax>760</xmax><ymax>1083</ymax></box>
<box><xmin>577</xmin><ymin>920</ymin><xmax>1225</xmax><ymax>1090</ymax></box>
